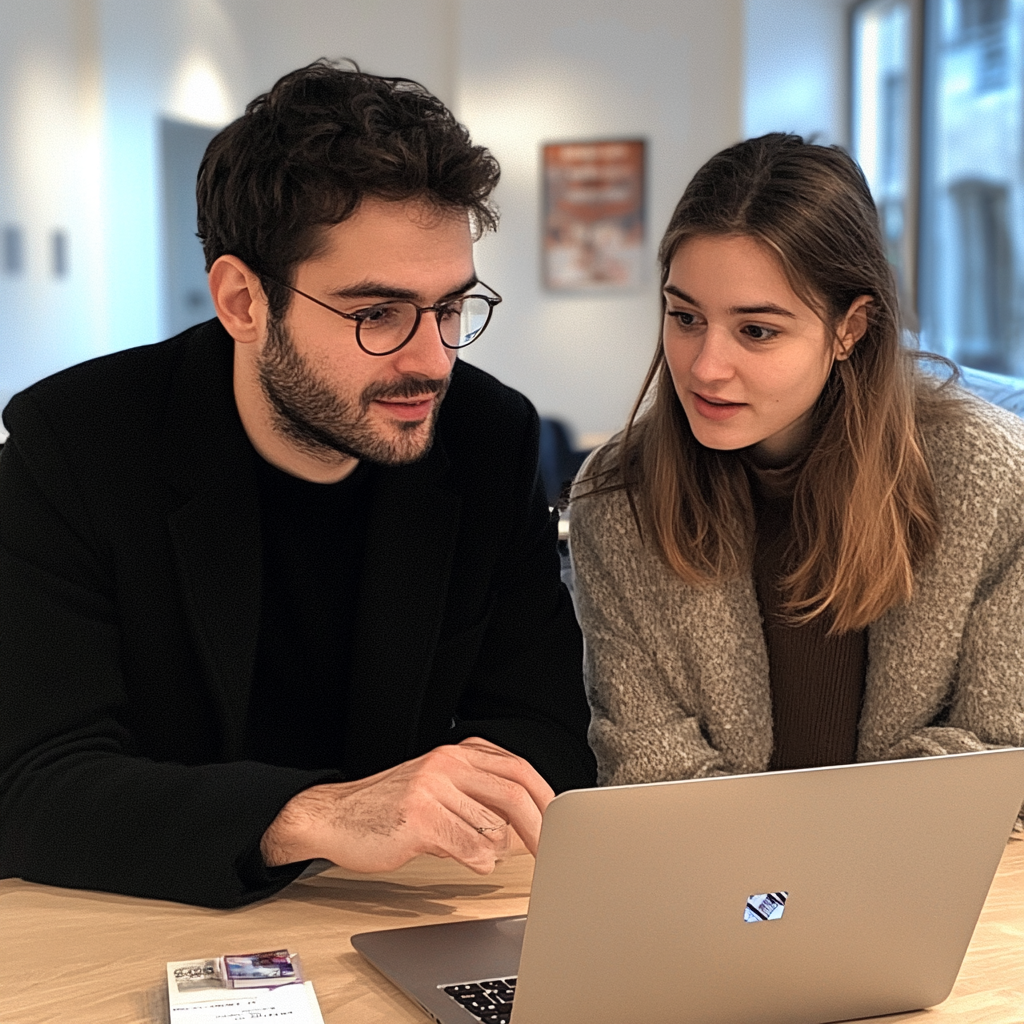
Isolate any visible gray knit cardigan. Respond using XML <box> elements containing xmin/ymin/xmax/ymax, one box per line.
<box><xmin>570</xmin><ymin>394</ymin><xmax>1024</xmax><ymax>787</ymax></box>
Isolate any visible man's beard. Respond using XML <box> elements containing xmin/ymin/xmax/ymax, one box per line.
<box><xmin>257</xmin><ymin>315</ymin><xmax>450</xmax><ymax>466</ymax></box>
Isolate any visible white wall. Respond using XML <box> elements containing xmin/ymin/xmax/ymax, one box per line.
<box><xmin>744</xmin><ymin>0</ymin><xmax>852</xmax><ymax>147</ymax></box>
<box><xmin>0</xmin><ymin>0</ymin><xmax>105</xmax><ymax>411</ymax></box>
<box><xmin>456</xmin><ymin>0</ymin><xmax>743</xmax><ymax>442</ymax></box>
<box><xmin>224</xmin><ymin>0</ymin><xmax>459</xmax><ymax>106</ymax></box>
<box><xmin>0</xmin><ymin>0</ymin><xmax>459</xmax><ymax>418</ymax></box>
<box><xmin>97</xmin><ymin>0</ymin><xmax>459</xmax><ymax>355</ymax></box>
<box><xmin>2</xmin><ymin>0</ymin><xmax>786</xmax><ymax>444</ymax></box>
<box><xmin>97</xmin><ymin>0</ymin><xmax>240</xmax><ymax>358</ymax></box>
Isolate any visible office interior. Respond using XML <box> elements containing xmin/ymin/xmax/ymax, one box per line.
<box><xmin>7</xmin><ymin>6</ymin><xmax>1024</xmax><ymax>1021</ymax></box>
<box><xmin>2</xmin><ymin>0</ymin><xmax>1024</xmax><ymax>455</ymax></box>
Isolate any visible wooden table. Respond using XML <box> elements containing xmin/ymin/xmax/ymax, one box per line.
<box><xmin>3</xmin><ymin>839</ymin><xmax>1023</xmax><ymax>1024</ymax></box>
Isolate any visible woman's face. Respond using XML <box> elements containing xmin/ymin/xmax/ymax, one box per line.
<box><xmin>662</xmin><ymin>234</ymin><xmax>868</xmax><ymax>465</ymax></box>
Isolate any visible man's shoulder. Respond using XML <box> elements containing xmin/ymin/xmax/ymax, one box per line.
<box><xmin>437</xmin><ymin>359</ymin><xmax>536</xmax><ymax>454</ymax></box>
<box><xmin>3</xmin><ymin>320</ymin><xmax>229</xmax><ymax>449</ymax></box>
<box><xmin>444</xmin><ymin>358</ymin><xmax>532</xmax><ymax>419</ymax></box>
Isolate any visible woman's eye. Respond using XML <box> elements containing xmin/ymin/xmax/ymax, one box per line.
<box><xmin>669</xmin><ymin>310</ymin><xmax>697</xmax><ymax>328</ymax></box>
<box><xmin>742</xmin><ymin>324</ymin><xmax>778</xmax><ymax>341</ymax></box>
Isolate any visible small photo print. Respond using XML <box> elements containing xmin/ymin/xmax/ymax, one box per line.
<box><xmin>223</xmin><ymin>950</ymin><xmax>300</xmax><ymax>988</ymax></box>
<box><xmin>172</xmin><ymin>959</ymin><xmax>222</xmax><ymax>993</ymax></box>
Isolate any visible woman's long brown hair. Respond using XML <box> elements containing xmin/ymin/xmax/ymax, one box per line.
<box><xmin>580</xmin><ymin>134</ymin><xmax>960</xmax><ymax>633</ymax></box>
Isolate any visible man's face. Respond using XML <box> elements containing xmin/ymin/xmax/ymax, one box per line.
<box><xmin>258</xmin><ymin>199</ymin><xmax>475</xmax><ymax>466</ymax></box>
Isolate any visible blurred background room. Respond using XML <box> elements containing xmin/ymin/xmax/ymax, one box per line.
<box><xmin>3</xmin><ymin>0</ymin><xmax>1023</xmax><ymax>465</ymax></box>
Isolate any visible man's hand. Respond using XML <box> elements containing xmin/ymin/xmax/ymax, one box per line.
<box><xmin>260</xmin><ymin>737</ymin><xmax>555</xmax><ymax>875</ymax></box>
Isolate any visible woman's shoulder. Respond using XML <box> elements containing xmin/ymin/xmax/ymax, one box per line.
<box><xmin>572</xmin><ymin>436</ymin><xmax>623</xmax><ymax>493</ymax></box>
<box><xmin>568</xmin><ymin>437</ymin><xmax>644</xmax><ymax>545</ymax></box>
<box><xmin>918</xmin><ymin>383</ymin><xmax>1024</xmax><ymax>477</ymax></box>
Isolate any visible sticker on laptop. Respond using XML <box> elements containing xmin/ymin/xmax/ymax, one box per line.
<box><xmin>744</xmin><ymin>891</ymin><xmax>788</xmax><ymax>922</ymax></box>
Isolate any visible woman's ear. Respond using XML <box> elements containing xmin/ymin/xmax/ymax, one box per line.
<box><xmin>834</xmin><ymin>294</ymin><xmax>873</xmax><ymax>361</ymax></box>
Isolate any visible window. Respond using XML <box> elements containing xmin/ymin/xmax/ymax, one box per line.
<box><xmin>853</xmin><ymin>0</ymin><xmax>1024</xmax><ymax>376</ymax></box>
<box><xmin>852</xmin><ymin>0</ymin><xmax>918</xmax><ymax>312</ymax></box>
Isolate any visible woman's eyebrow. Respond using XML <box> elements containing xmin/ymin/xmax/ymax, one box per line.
<box><xmin>664</xmin><ymin>286</ymin><xmax>797</xmax><ymax>320</ymax></box>
<box><xmin>730</xmin><ymin>303</ymin><xmax>797</xmax><ymax>318</ymax></box>
<box><xmin>664</xmin><ymin>284</ymin><xmax>700</xmax><ymax>306</ymax></box>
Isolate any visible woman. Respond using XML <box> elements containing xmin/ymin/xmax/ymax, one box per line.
<box><xmin>570</xmin><ymin>133</ymin><xmax>1024</xmax><ymax>787</ymax></box>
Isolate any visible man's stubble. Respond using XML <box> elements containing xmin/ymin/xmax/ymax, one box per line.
<box><xmin>257</xmin><ymin>315</ymin><xmax>450</xmax><ymax>466</ymax></box>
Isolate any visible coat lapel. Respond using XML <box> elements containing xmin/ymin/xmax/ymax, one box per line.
<box><xmin>686</xmin><ymin>575</ymin><xmax>775</xmax><ymax>773</ymax></box>
<box><xmin>161</xmin><ymin>323</ymin><xmax>262</xmax><ymax>759</ymax></box>
<box><xmin>157</xmin><ymin>320</ymin><xmax>462</xmax><ymax>771</ymax></box>
<box><xmin>343</xmin><ymin>443</ymin><xmax>462</xmax><ymax>778</ymax></box>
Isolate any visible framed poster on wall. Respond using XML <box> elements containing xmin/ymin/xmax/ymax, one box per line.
<box><xmin>542</xmin><ymin>139</ymin><xmax>645</xmax><ymax>291</ymax></box>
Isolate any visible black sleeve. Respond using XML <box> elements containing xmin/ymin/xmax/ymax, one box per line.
<box><xmin>0</xmin><ymin>404</ymin><xmax>342</xmax><ymax>908</ymax></box>
<box><xmin>447</xmin><ymin>399</ymin><xmax>597</xmax><ymax>793</ymax></box>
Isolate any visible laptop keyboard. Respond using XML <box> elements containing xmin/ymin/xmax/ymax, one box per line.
<box><xmin>441</xmin><ymin>977</ymin><xmax>517</xmax><ymax>1023</ymax></box>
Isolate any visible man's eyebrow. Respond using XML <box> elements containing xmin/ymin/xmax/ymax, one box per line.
<box><xmin>663</xmin><ymin>285</ymin><xmax>797</xmax><ymax>319</ymax></box>
<box><xmin>329</xmin><ymin>276</ymin><xmax>479</xmax><ymax>303</ymax></box>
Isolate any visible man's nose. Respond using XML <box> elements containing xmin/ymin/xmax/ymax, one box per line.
<box><xmin>393</xmin><ymin>311</ymin><xmax>458</xmax><ymax>379</ymax></box>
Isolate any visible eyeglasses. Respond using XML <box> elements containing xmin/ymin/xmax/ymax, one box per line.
<box><xmin>268</xmin><ymin>279</ymin><xmax>502</xmax><ymax>356</ymax></box>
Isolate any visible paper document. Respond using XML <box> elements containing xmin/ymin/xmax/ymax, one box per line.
<box><xmin>167</xmin><ymin>957</ymin><xmax>325</xmax><ymax>1023</ymax></box>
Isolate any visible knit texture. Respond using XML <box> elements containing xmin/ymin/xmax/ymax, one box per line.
<box><xmin>570</xmin><ymin>392</ymin><xmax>1024</xmax><ymax>788</ymax></box>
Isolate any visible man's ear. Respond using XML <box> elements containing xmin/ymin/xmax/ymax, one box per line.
<box><xmin>834</xmin><ymin>294</ymin><xmax>873</xmax><ymax>361</ymax></box>
<box><xmin>208</xmin><ymin>255</ymin><xmax>268</xmax><ymax>344</ymax></box>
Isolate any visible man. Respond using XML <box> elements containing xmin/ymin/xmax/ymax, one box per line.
<box><xmin>0</xmin><ymin>61</ymin><xmax>595</xmax><ymax>908</ymax></box>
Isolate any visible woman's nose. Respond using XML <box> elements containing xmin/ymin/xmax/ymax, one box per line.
<box><xmin>688</xmin><ymin>325</ymin><xmax>736</xmax><ymax>383</ymax></box>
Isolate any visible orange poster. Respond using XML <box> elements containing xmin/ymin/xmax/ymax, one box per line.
<box><xmin>543</xmin><ymin>139</ymin><xmax>645</xmax><ymax>291</ymax></box>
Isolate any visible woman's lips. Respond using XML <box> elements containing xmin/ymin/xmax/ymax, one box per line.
<box><xmin>692</xmin><ymin>392</ymin><xmax>746</xmax><ymax>421</ymax></box>
<box><xmin>373</xmin><ymin>396</ymin><xmax>436</xmax><ymax>421</ymax></box>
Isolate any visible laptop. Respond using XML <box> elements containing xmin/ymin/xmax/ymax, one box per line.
<box><xmin>351</xmin><ymin>748</ymin><xmax>1024</xmax><ymax>1024</ymax></box>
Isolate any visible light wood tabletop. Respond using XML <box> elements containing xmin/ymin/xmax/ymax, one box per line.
<box><xmin>2</xmin><ymin>838</ymin><xmax>1023</xmax><ymax>1024</ymax></box>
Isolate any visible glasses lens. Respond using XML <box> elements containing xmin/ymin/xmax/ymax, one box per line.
<box><xmin>439</xmin><ymin>296</ymin><xmax>492</xmax><ymax>349</ymax></box>
<box><xmin>356</xmin><ymin>302</ymin><xmax>419</xmax><ymax>355</ymax></box>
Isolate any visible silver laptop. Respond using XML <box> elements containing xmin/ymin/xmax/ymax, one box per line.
<box><xmin>351</xmin><ymin>748</ymin><xmax>1024</xmax><ymax>1024</ymax></box>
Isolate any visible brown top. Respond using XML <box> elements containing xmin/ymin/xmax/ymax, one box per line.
<box><xmin>573</xmin><ymin>394</ymin><xmax>1024</xmax><ymax>788</ymax></box>
<box><xmin>744</xmin><ymin>458</ymin><xmax>868</xmax><ymax>771</ymax></box>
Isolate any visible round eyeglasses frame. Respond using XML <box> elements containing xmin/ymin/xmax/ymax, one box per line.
<box><xmin>267</xmin><ymin>278</ymin><xmax>502</xmax><ymax>357</ymax></box>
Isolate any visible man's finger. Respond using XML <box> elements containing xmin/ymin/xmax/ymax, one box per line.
<box><xmin>456</xmin><ymin>737</ymin><xmax>556</xmax><ymax>814</ymax></box>
<box><xmin>424</xmin><ymin>802</ymin><xmax>511</xmax><ymax>874</ymax></box>
<box><xmin>414</xmin><ymin>766</ymin><xmax>542</xmax><ymax>857</ymax></box>
<box><xmin>441</xmin><ymin>766</ymin><xmax>545</xmax><ymax>854</ymax></box>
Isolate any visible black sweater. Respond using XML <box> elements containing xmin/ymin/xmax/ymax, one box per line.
<box><xmin>0</xmin><ymin>319</ymin><xmax>595</xmax><ymax>908</ymax></box>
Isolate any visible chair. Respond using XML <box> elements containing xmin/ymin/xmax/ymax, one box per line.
<box><xmin>957</xmin><ymin>365</ymin><xmax>1024</xmax><ymax>416</ymax></box>
<box><xmin>538</xmin><ymin>418</ymin><xmax>589</xmax><ymax>507</ymax></box>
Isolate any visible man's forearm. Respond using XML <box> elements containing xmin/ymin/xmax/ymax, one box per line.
<box><xmin>260</xmin><ymin>782</ymin><xmax>355</xmax><ymax>866</ymax></box>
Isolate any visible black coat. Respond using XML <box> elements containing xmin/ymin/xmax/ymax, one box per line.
<box><xmin>0</xmin><ymin>320</ymin><xmax>595</xmax><ymax>908</ymax></box>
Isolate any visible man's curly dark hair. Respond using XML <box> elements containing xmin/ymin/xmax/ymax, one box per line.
<box><xmin>196</xmin><ymin>59</ymin><xmax>500</xmax><ymax>318</ymax></box>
